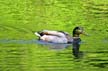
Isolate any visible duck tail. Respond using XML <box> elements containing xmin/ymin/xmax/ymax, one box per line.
<box><xmin>34</xmin><ymin>32</ymin><xmax>41</xmax><ymax>37</ymax></box>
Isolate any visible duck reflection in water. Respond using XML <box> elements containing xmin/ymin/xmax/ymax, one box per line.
<box><xmin>35</xmin><ymin>26</ymin><xmax>87</xmax><ymax>58</ymax></box>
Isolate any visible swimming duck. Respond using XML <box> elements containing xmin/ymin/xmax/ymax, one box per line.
<box><xmin>35</xmin><ymin>26</ymin><xmax>85</xmax><ymax>44</ymax></box>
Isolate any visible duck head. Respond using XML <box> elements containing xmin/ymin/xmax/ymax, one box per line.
<box><xmin>73</xmin><ymin>26</ymin><xmax>86</xmax><ymax>37</ymax></box>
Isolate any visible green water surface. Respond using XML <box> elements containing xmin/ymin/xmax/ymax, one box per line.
<box><xmin>0</xmin><ymin>0</ymin><xmax>108</xmax><ymax>71</ymax></box>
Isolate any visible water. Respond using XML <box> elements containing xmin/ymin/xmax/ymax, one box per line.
<box><xmin>0</xmin><ymin>0</ymin><xmax>108</xmax><ymax>71</ymax></box>
<box><xmin>0</xmin><ymin>39</ymin><xmax>108</xmax><ymax>71</ymax></box>
<box><xmin>0</xmin><ymin>39</ymin><xmax>71</xmax><ymax>49</ymax></box>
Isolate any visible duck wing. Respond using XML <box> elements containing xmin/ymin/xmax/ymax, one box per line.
<box><xmin>42</xmin><ymin>30</ymin><xmax>66</xmax><ymax>37</ymax></box>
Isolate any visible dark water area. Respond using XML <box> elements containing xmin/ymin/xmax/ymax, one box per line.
<box><xmin>0</xmin><ymin>39</ymin><xmax>107</xmax><ymax>44</ymax></box>
<box><xmin>0</xmin><ymin>39</ymin><xmax>72</xmax><ymax>50</ymax></box>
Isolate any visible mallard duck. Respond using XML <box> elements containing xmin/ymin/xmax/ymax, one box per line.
<box><xmin>34</xmin><ymin>26</ymin><xmax>85</xmax><ymax>44</ymax></box>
